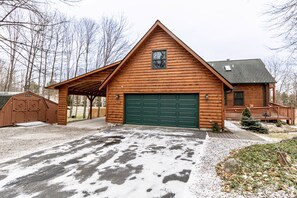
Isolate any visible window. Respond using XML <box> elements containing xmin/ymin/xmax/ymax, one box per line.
<box><xmin>152</xmin><ymin>50</ymin><xmax>166</xmax><ymax>69</ymax></box>
<box><xmin>234</xmin><ymin>91</ymin><xmax>244</xmax><ymax>106</ymax></box>
<box><xmin>224</xmin><ymin>65</ymin><xmax>231</xmax><ymax>71</ymax></box>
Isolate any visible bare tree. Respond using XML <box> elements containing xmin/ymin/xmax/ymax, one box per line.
<box><xmin>96</xmin><ymin>16</ymin><xmax>133</xmax><ymax>67</ymax></box>
<box><xmin>24</xmin><ymin>14</ymin><xmax>44</xmax><ymax>91</ymax></box>
<box><xmin>3</xmin><ymin>15</ymin><xmax>21</xmax><ymax>91</ymax></box>
<box><xmin>81</xmin><ymin>18</ymin><xmax>99</xmax><ymax>118</ymax></box>
<box><xmin>266</xmin><ymin>1</ymin><xmax>297</xmax><ymax>58</ymax></box>
<box><xmin>68</xmin><ymin>19</ymin><xmax>86</xmax><ymax>118</ymax></box>
<box><xmin>0</xmin><ymin>59</ymin><xmax>7</xmax><ymax>91</ymax></box>
<box><xmin>0</xmin><ymin>0</ymin><xmax>80</xmax><ymax>55</ymax></box>
<box><xmin>265</xmin><ymin>56</ymin><xmax>296</xmax><ymax>105</ymax></box>
<box><xmin>95</xmin><ymin>16</ymin><xmax>133</xmax><ymax>116</ymax></box>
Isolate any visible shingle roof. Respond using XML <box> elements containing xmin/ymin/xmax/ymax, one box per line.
<box><xmin>208</xmin><ymin>59</ymin><xmax>276</xmax><ymax>84</ymax></box>
<box><xmin>0</xmin><ymin>92</ymin><xmax>21</xmax><ymax>109</ymax></box>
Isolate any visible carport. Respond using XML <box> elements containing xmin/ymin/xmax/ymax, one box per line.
<box><xmin>47</xmin><ymin>62</ymin><xmax>120</xmax><ymax>125</ymax></box>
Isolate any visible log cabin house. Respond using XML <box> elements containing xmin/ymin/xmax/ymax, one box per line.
<box><xmin>209</xmin><ymin>59</ymin><xmax>295</xmax><ymax>124</ymax></box>
<box><xmin>47</xmin><ymin>20</ymin><xmax>295</xmax><ymax>129</ymax></box>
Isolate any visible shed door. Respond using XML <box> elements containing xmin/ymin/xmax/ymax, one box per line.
<box><xmin>125</xmin><ymin>94</ymin><xmax>199</xmax><ymax>128</ymax></box>
<box><xmin>13</xmin><ymin>99</ymin><xmax>26</xmax><ymax>123</ymax></box>
<box><xmin>27</xmin><ymin>100</ymin><xmax>40</xmax><ymax>122</ymax></box>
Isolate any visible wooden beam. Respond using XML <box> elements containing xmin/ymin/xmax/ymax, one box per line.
<box><xmin>57</xmin><ymin>86</ymin><xmax>68</xmax><ymax>125</ymax></box>
<box><xmin>69</xmin><ymin>82</ymin><xmax>101</xmax><ymax>93</ymax></box>
<box><xmin>68</xmin><ymin>80</ymin><xmax>101</xmax><ymax>88</ymax></box>
<box><xmin>273</xmin><ymin>85</ymin><xmax>276</xmax><ymax>103</ymax></box>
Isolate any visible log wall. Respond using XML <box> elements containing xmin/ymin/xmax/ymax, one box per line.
<box><xmin>106</xmin><ymin>26</ymin><xmax>224</xmax><ymax>128</ymax></box>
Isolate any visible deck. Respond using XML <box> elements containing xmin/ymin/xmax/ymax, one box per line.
<box><xmin>225</xmin><ymin>103</ymin><xmax>296</xmax><ymax>125</ymax></box>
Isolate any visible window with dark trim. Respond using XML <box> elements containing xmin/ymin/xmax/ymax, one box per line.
<box><xmin>152</xmin><ymin>50</ymin><xmax>166</xmax><ymax>69</ymax></box>
<box><xmin>234</xmin><ymin>91</ymin><xmax>244</xmax><ymax>106</ymax></box>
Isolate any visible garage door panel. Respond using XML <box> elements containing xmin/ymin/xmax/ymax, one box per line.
<box><xmin>178</xmin><ymin>119</ymin><xmax>198</xmax><ymax>127</ymax></box>
<box><xmin>126</xmin><ymin>109</ymin><xmax>141</xmax><ymax>113</ymax></box>
<box><xmin>126</xmin><ymin>117</ymin><xmax>142</xmax><ymax>123</ymax></box>
<box><xmin>160</xmin><ymin>95</ymin><xmax>177</xmax><ymax>99</ymax></box>
<box><xmin>178</xmin><ymin>112</ymin><xmax>197</xmax><ymax>117</ymax></box>
<box><xmin>125</xmin><ymin>94</ymin><xmax>199</xmax><ymax>128</ymax></box>
<box><xmin>159</xmin><ymin>111</ymin><xmax>177</xmax><ymax>117</ymax></box>
<box><xmin>143</xmin><ymin>108</ymin><xmax>158</xmax><ymax>113</ymax></box>
<box><xmin>179</xmin><ymin>94</ymin><xmax>197</xmax><ymax>99</ymax></box>
<box><xmin>159</xmin><ymin>120</ymin><xmax>177</xmax><ymax>126</ymax></box>
<box><xmin>143</xmin><ymin>94</ymin><xmax>159</xmax><ymax>98</ymax></box>
<box><xmin>179</xmin><ymin>103</ymin><xmax>197</xmax><ymax>108</ymax></box>
<box><xmin>143</xmin><ymin>103</ymin><xmax>158</xmax><ymax>108</ymax></box>
<box><xmin>142</xmin><ymin>112</ymin><xmax>156</xmax><ymax>116</ymax></box>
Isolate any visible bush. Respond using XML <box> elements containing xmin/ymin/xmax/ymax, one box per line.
<box><xmin>241</xmin><ymin>116</ymin><xmax>258</xmax><ymax>127</ymax></box>
<box><xmin>241</xmin><ymin>113</ymin><xmax>268</xmax><ymax>134</ymax></box>
<box><xmin>212</xmin><ymin>122</ymin><xmax>221</xmax><ymax>132</ymax></box>
<box><xmin>246</xmin><ymin>123</ymin><xmax>268</xmax><ymax>134</ymax></box>
<box><xmin>242</xmin><ymin>107</ymin><xmax>251</xmax><ymax>118</ymax></box>
<box><xmin>276</xmin><ymin>120</ymin><xmax>282</xmax><ymax>127</ymax></box>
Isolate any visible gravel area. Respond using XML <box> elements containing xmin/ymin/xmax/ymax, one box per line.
<box><xmin>184</xmin><ymin>136</ymin><xmax>295</xmax><ymax>198</ymax></box>
<box><xmin>0</xmin><ymin>123</ymin><xmax>102</xmax><ymax>163</ymax></box>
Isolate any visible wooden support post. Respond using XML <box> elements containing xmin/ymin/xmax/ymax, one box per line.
<box><xmin>293</xmin><ymin>107</ymin><xmax>296</xmax><ymax>125</ymax></box>
<box><xmin>87</xmin><ymin>95</ymin><xmax>96</xmax><ymax>119</ymax></box>
<box><xmin>58</xmin><ymin>86</ymin><xmax>68</xmax><ymax>125</ymax></box>
<box><xmin>273</xmin><ymin>85</ymin><xmax>276</xmax><ymax>103</ymax></box>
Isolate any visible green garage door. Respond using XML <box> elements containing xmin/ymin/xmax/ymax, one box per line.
<box><xmin>125</xmin><ymin>94</ymin><xmax>199</xmax><ymax>128</ymax></box>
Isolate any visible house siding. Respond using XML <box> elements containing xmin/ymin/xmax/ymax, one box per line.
<box><xmin>226</xmin><ymin>84</ymin><xmax>269</xmax><ymax>108</ymax></box>
<box><xmin>106</xmin><ymin>26</ymin><xmax>224</xmax><ymax>128</ymax></box>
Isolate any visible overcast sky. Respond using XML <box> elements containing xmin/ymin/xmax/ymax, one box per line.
<box><xmin>54</xmin><ymin>0</ymin><xmax>283</xmax><ymax>61</ymax></box>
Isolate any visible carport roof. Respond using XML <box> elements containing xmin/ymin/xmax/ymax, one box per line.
<box><xmin>46</xmin><ymin>61</ymin><xmax>120</xmax><ymax>96</ymax></box>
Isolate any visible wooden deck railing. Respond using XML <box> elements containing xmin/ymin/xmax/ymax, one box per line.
<box><xmin>225</xmin><ymin>103</ymin><xmax>296</xmax><ymax>125</ymax></box>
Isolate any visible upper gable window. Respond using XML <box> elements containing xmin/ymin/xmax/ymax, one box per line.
<box><xmin>152</xmin><ymin>50</ymin><xmax>166</xmax><ymax>69</ymax></box>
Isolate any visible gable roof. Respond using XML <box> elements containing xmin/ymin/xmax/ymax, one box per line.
<box><xmin>208</xmin><ymin>59</ymin><xmax>276</xmax><ymax>84</ymax></box>
<box><xmin>0</xmin><ymin>92</ymin><xmax>21</xmax><ymax>109</ymax></box>
<box><xmin>47</xmin><ymin>61</ymin><xmax>120</xmax><ymax>89</ymax></box>
<box><xmin>99</xmin><ymin>20</ymin><xmax>233</xmax><ymax>90</ymax></box>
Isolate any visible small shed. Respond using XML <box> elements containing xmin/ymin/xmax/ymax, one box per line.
<box><xmin>0</xmin><ymin>91</ymin><xmax>58</xmax><ymax>127</ymax></box>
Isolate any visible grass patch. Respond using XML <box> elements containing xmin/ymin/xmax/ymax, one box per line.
<box><xmin>216</xmin><ymin>139</ymin><xmax>297</xmax><ymax>194</ymax></box>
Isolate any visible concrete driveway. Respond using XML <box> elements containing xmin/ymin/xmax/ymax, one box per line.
<box><xmin>0</xmin><ymin>126</ymin><xmax>206</xmax><ymax>198</ymax></box>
